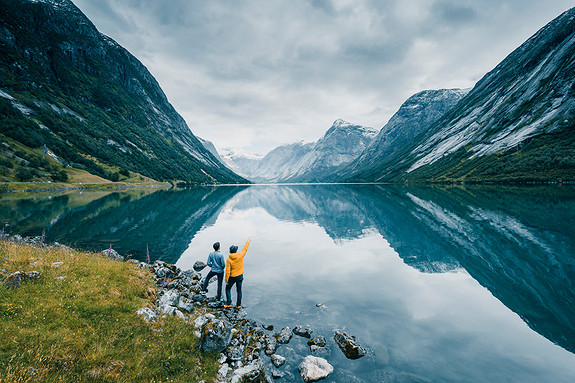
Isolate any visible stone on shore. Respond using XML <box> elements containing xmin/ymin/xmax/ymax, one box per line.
<box><xmin>307</xmin><ymin>335</ymin><xmax>327</xmax><ymax>348</ymax></box>
<box><xmin>275</xmin><ymin>326</ymin><xmax>293</xmax><ymax>344</ymax></box>
<box><xmin>136</xmin><ymin>307</ymin><xmax>157</xmax><ymax>322</ymax></box>
<box><xmin>200</xmin><ymin>317</ymin><xmax>232</xmax><ymax>353</ymax></box>
<box><xmin>101</xmin><ymin>248</ymin><xmax>124</xmax><ymax>261</ymax></box>
<box><xmin>264</xmin><ymin>334</ymin><xmax>278</xmax><ymax>356</ymax></box>
<box><xmin>193</xmin><ymin>261</ymin><xmax>207</xmax><ymax>272</ymax></box>
<box><xmin>298</xmin><ymin>355</ymin><xmax>333</xmax><ymax>383</ymax></box>
<box><xmin>271</xmin><ymin>354</ymin><xmax>286</xmax><ymax>368</ymax></box>
<box><xmin>293</xmin><ymin>325</ymin><xmax>313</xmax><ymax>338</ymax></box>
<box><xmin>334</xmin><ymin>330</ymin><xmax>366</xmax><ymax>360</ymax></box>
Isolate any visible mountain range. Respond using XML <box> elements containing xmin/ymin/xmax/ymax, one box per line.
<box><xmin>1</xmin><ymin>0</ymin><xmax>573</xmax><ymax>186</ymax></box>
<box><xmin>225</xmin><ymin>7</ymin><xmax>575</xmax><ymax>184</ymax></box>
<box><xmin>0</xmin><ymin>0</ymin><xmax>245</xmax><ymax>184</ymax></box>
<box><xmin>225</xmin><ymin>119</ymin><xmax>378</xmax><ymax>183</ymax></box>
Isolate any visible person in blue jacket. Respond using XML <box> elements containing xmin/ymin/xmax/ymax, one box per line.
<box><xmin>201</xmin><ymin>242</ymin><xmax>226</xmax><ymax>301</ymax></box>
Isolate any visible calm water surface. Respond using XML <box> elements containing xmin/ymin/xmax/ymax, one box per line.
<box><xmin>1</xmin><ymin>184</ymin><xmax>575</xmax><ymax>382</ymax></box>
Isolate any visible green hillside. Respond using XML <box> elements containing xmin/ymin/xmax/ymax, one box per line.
<box><xmin>0</xmin><ymin>0</ymin><xmax>246</xmax><ymax>185</ymax></box>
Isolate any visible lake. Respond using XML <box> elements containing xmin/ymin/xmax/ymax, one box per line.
<box><xmin>2</xmin><ymin>184</ymin><xmax>575</xmax><ymax>382</ymax></box>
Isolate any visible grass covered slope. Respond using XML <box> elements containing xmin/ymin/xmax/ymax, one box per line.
<box><xmin>0</xmin><ymin>241</ymin><xmax>219</xmax><ymax>382</ymax></box>
<box><xmin>0</xmin><ymin>0</ymin><xmax>246</xmax><ymax>185</ymax></box>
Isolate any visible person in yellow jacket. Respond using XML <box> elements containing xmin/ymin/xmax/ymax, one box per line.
<box><xmin>224</xmin><ymin>239</ymin><xmax>250</xmax><ymax>309</ymax></box>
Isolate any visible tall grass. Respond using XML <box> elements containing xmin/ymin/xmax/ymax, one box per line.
<box><xmin>0</xmin><ymin>241</ymin><xmax>219</xmax><ymax>382</ymax></box>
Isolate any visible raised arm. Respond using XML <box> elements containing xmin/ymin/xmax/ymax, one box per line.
<box><xmin>238</xmin><ymin>240</ymin><xmax>250</xmax><ymax>259</ymax></box>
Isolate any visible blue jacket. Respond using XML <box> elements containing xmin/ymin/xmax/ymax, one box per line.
<box><xmin>206</xmin><ymin>250</ymin><xmax>225</xmax><ymax>274</ymax></box>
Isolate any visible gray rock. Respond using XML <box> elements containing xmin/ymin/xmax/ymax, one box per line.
<box><xmin>226</xmin><ymin>344</ymin><xmax>244</xmax><ymax>361</ymax></box>
<box><xmin>136</xmin><ymin>307</ymin><xmax>157</xmax><ymax>322</ymax></box>
<box><xmin>200</xmin><ymin>317</ymin><xmax>232</xmax><ymax>353</ymax></box>
<box><xmin>193</xmin><ymin>260</ymin><xmax>207</xmax><ymax>272</ymax></box>
<box><xmin>158</xmin><ymin>289</ymin><xmax>179</xmax><ymax>307</ymax></box>
<box><xmin>298</xmin><ymin>355</ymin><xmax>333</xmax><ymax>383</ymax></box>
<box><xmin>160</xmin><ymin>305</ymin><xmax>177</xmax><ymax>316</ymax></box>
<box><xmin>193</xmin><ymin>313</ymin><xmax>215</xmax><ymax>329</ymax></box>
<box><xmin>334</xmin><ymin>330</ymin><xmax>366</xmax><ymax>360</ymax></box>
<box><xmin>271</xmin><ymin>354</ymin><xmax>286</xmax><ymax>368</ymax></box>
<box><xmin>4</xmin><ymin>270</ymin><xmax>40</xmax><ymax>287</ymax></box>
<box><xmin>271</xmin><ymin>369</ymin><xmax>285</xmax><ymax>379</ymax></box>
<box><xmin>51</xmin><ymin>262</ymin><xmax>63</xmax><ymax>267</ymax></box>
<box><xmin>307</xmin><ymin>335</ymin><xmax>327</xmax><ymax>348</ymax></box>
<box><xmin>230</xmin><ymin>361</ymin><xmax>264</xmax><ymax>383</ymax></box>
<box><xmin>262</xmin><ymin>324</ymin><xmax>274</xmax><ymax>331</ymax></box>
<box><xmin>293</xmin><ymin>325</ymin><xmax>313</xmax><ymax>338</ymax></box>
<box><xmin>192</xmin><ymin>294</ymin><xmax>206</xmax><ymax>303</ymax></box>
<box><xmin>177</xmin><ymin>296</ymin><xmax>194</xmax><ymax>312</ymax></box>
<box><xmin>264</xmin><ymin>334</ymin><xmax>278</xmax><ymax>356</ymax></box>
<box><xmin>276</xmin><ymin>326</ymin><xmax>293</xmax><ymax>344</ymax></box>
<box><xmin>101</xmin><ymin>248</ymin><xmax>124</xmax><ymax>261</ymax></box>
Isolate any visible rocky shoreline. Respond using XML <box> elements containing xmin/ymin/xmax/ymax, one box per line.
<box><xmin>140</xmin><ymin>259</ymin><xmax>367</xmax><ymax>383</ymax></box>
<box><xmin>2</xmin><ymin>235</ymin><xmax>367</xmax><ymax>383</ymax></box>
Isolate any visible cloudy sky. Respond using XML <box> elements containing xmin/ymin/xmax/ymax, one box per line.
<box><xmin>72</xmin><ymin>0</ymin><xmax>573</xmax><ymax>156</ymax></box>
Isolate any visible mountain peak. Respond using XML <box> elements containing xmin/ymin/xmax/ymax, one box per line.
<box><xmin>332</xmin><ymin>119</ymin><xmax>352</xmax><ymax>127</ymax></box>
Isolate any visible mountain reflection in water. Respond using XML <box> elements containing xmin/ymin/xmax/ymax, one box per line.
<box><xmin>1</xmin><ymin>184</ymin><xmax>574</xmax><ymax>357</ymax></box>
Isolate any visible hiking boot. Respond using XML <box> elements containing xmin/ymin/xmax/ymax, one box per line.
<box><xmin>236</xmin><ymin>305</ymin><xmax>242</xmax><ymax>310</ymax></box>
<box><xmin>224</xmin><ymin>304</ymin><xmax>233</xmax><ymax>309</ymax></box>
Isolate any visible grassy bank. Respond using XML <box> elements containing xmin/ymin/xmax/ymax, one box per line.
<box><xmin>0</xmin><ymin>241</ymin><xmax>219</xmax><ymax>382</ymax></box>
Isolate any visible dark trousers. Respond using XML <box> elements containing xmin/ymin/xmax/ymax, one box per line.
<box><xmin>225</xmin><ymin>274</ymin><xmax>244</xmax><ymax>307</ymax></box>
<box><xmin>202</xmin><ymin>271</ymin><xmax>224</xmax><ymax>300</ymax></box>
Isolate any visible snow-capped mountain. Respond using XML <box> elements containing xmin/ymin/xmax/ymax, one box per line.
<box><xmin>348</xmin><ymin>7</ymin><xmax>575</xmax><ymax>183</ymax></box>
<box><xmin>220</xmin><ymin>150</ymin><xmax>263</xmax><ymax>179</ymax></box>
<box><xmin>336</xmin><ymin>89</ymin><xmax>469</xmax><ymax>181</ymax></box>
<box><xmin>239</xmin><ymin>120</ymin><xmax>378</xmax><ymax>183</ymax></box>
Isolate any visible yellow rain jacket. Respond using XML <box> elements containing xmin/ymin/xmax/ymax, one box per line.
<box><xmin>225</xmin><ymin>240</ymin><xmax>250</xmax><ymax>282</ymax></box>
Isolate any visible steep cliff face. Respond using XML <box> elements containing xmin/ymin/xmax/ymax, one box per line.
<box><xmin>0</xmin><ymin>0</ymin><xmax>245</xmax><ymax>183</ymax></box>
<box><xmin>338</xmin><ymin>89</ymin><xmax>469</xmax><ymax>182</ymax></box>
<box><xmin>353</xmin><ymin>7</ymin><xmax>575</xmax><ymax>183</ymax></box>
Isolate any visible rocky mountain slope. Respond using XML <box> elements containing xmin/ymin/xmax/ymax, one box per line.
<box><xmin>233</xmin><ymin>120</ymin><xmax>378</xmax><ymax>183</ymax></box>
<box><xmin>346</xmin><ymin>7</ymin><xmax>575</xmax><ymax>183</ymax></box>
<box><xmin>0</xmin><ymin>0</ymin><xmax>245</xmax><ymax>184</ymax></box>
<box><xmin>335</xmin><ymin>89</ymin><xmax>469</xmax><ymax>181</ymax></box>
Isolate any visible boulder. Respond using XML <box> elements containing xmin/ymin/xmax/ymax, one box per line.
<box><xmin>136</xmin><ymin>307</ymin><xmax>157</xmax><ymax>322</ymax></box>
<box><xmin>192</xmin><ymin>294</ymin><xmax>206</xmax><ymax>303</ymax></box>
<box><xmin>271</xmin><ymin>354</ymin><xmax>286</xmax><ymax>368</ymax></box>
<box><xmin>193</xmin><ymin>261</ymin><xmax>207</xmax><ymax>272</ymax></box>
<box><xmin>158</xmin><ymin>289</ymin><xmax>179</xmax><ymax>307</ymax></box>
<box><xmin>200</xmin><ymin>317</ymin><xmax>232</xmax><ymax>352</ymax></box>
<box><xmin>101</xmin><ymin>248</ymin><xmax>124</xmax><ymax>261</ymax></box>
<box><xmin>194</xmin><ymin>313</ymin><xmax>215</xmax><ymax>329</ymax></box>
<box><xmin>177</xmin><ymin>296</ymin><xmax>194</xmax><ymax>312</ymax></box>
<box><xmin>298</xmin><ymin>356</ymin><xmax>333</xmax><ymax>383</ymax></box>
<box><xmin>334</xmin><ymin>330</ymin><xmax>366</xmax><ymax>360</ymax></box>
<box><xmin>307</xmin><ymin>335</ymin><xmax>327</xmax><ymax>348</ymax></box>
<box><xmin>4</xmin><ymin>270</ymin><xmax>40</xmax><ymax>287</ymax></box>
<box><xmin>275</xmin><ymin>326</ymin><xmax>293</xmax><ymax>344</ymax></box>
<box><xmin>262</xmin><ymin>324</ymin><xmax>274</xmax><ymax>331</ymax></box>
<box><xmin>264</xmin><ymin>334</ymin><xmax>278</xmax><ymax>356</ymax></box>
<box><xmin>293</xmin><ymin>325</ymin><xmax>313</xmax><ymax>338</ymax></box>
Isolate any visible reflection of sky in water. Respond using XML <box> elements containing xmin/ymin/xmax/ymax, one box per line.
<box><xmin>179</xmin><ymin>205</ymin><xmax>575</xmax><ymax>383</ymax></box>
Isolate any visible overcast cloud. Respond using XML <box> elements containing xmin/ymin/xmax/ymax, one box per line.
<box><xmin>72</xmin><ymin>0</ymin><xmax>574</xmax><ymax>155</ymax></box>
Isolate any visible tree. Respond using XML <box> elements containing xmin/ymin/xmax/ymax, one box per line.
<box><xmin>15</xmin><ymin>167</ymin><xmax>33</xmax><ymax>181</ymax></box>
<box><xmin>51</xmin><ymin>170</ymin><xmax>68</xmax><ymax>182</ymax></box>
